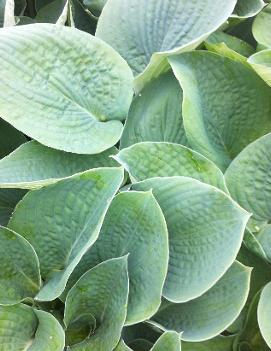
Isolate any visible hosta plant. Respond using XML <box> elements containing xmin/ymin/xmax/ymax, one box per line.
<box><xmin>0</xmin><ymin>0</ymin><xmax>271</xmax><ymax>350</ymax></box>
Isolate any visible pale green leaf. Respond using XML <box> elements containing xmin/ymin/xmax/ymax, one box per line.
<box><xmin>0</xmin><ymin>188</ymin><xmax>26</xmax><ymax>225</ymax></box>
<box><xmin>150</xmin><ymin>331</ymin><xmax>181</xmax><ymax>351</ymax></box>
<box><xmin>120</xmin><ymin>71</ymin><xmax>187</xmax><ymax>148</ymax></box>
<box><xmin>132</xmin><ymin>177</ymin><xmax>249</xmax><ymax>302</ymax></box>
<box><xmin>121</xmin><ymin>71</ymin><xmax>187</xmax><ymax>148</ymax></box>
<box><xmin>96</xmin><ymin>0</ymin><xmax>237</xmax><ymax>88</ymax></box>
<box><xmin>253</xmin><ymin>4</ymin><xmax>271</xmax><ymax>48</ymax></box>
<box><xmin>8</xmin><ymin>167</ymin><xmax>123</xmax><ymax>301</ymax></box>
<box><xmin>64</xmin><ymin>257</ymin><xmax>129</xmax><ymax>351</ymax></box>
<box><xmin>150</xmin><ymin>262</ymin><xmax>251</xmax><ymax>341</ymax></box>
<box><xmin>116</xmin><ymin>142</ymin><xmax>227</xmax><ymax>191</ymax></box>
<box><xmin>0</xmin><ymin>304</ymin><xmax>65</xmax><ymax>351</ymax></box>
<box><xmin>169</xmin><ymin>51</ymin><xmax>271</xmax><ymax>171</ymax></box>
<box><xmin>233</xmin><ymin>0</ymin><xmax>265</xmax><ymax>18</ymax></box>
<box><xmin>248</xmin><ymin>50</ymin><xmax>271</xmax><ymax>87</ymax></box>
<box><xmin>0</xmin><ymin>24</ymin><xmax>133</xmax><ymax>154</ymax></box>
<box><xmin>0</xmin><ymin>140</ymin><xmax>118</xmax><ymax>189</ymax></box>
<box><xmin>258</xmin><ymin>282</ymin><xmax>271</xmax><ymax>348</ymax></box>
<box><xmin>225</xmin><ymin>133</ymin><xmax>271</xmax><ymax>223</ymax></box>
<box><xmin>205</xmin><ymin>31</ymin><xmax>254</xmax><ymax>57</ymax></box>
<box><xmin>0</xmin><ymin>226</ymin><xmax>40</xmax><ymax>305</ymax></box>
<box><xmin>0</xmin><ymin>118</ymin><xmax>27</xmax><ymax>159</ymax></box>
<box><xmin>182</xmin><ymin>335</ymin><xmax>235</xmax><ymax>351</ymax></box>
<box><xmin>65</xmin><ymin>191</ymin><xmax>168</xmax><ymax>325</ymax></box>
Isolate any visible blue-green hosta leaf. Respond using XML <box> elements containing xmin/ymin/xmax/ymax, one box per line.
<box><xmin>248</xmin><ymin>50</ymin><xmax>271</xmax><ymax>87</ymax></box>
<box><xmin>0</xmin><ymin>188</ymin><xmax>26</xmax><ymax>226</ymax></box>
<box><xmin>8</xmin><ymin>167</ymin><xmax>123</xmax><ymax>301</ymax></box>
<box><xmin>35</xmin><ymin>0</ymin><xmax>68</xmax><ymax>24</ymax></box>
<box><xmin>65</xmin><ymin>191</ymin><xmax>168</xmax><ymax>325</ymax></box>
<box><xmin>150</xmin><ymin>262</ymin><xmax>251</xmax><ymax>342</ymax></box>
<box><xmin>132</xmin><ymin>177</ymin><xmax>249</xmax><ymax>302</ymax></box>
<box><xmin>150</xmin><ymin>331</ymin><xmax>181</xmax><ymax>351</ymax></box>
<box><xmin>205</xmin><ymin>31</ymin><xmax>254</xmax><ymax>57</ymax></box>
<box><xmin>83</xmin><ymin>0</ymin><xmax>106</xmax><ymax>16</ymax></box>
<box><xmin>233</xmin><ymin>0</ymin><xmax>265</xmax><ymax>18</ymax></box>
<box><xmin>169</xmin><ymin>51</ymin><xmax>271</xmax><ymax>171</ymax></box>
<box><xmin>0</xmin><ymin>141</ymin><xmax>118</xmax><ymax>189</ymax></box>
<box><xmin>0</xmin><ymin>304</ymin><xmax>65</xmax><ymax>351</ymax></box>
<box><xmin>182</xmin><ymin>336</ymin><xmax>235</xmax><ymax>351</ymax></box>
<box><xmin>244</xmin><ymin>229</ymin><xmax>268</xmax><ymax>262</ymax></box>
<box><xmin>0</xmin><ymin>118</ymin><xmax>27</xmax><ymax>159</ymax></box>
<box><xmin>116</xmin><ymin>142</ymin><xmax>227</xmax><ymax>191</ymax></box>
<box><xmin>120</xmin><ymin>71</ymin><xmax>187</xmax><ymax>148</ymax></box>
<box><xmin>225</xmin><ymin>133</ymin><xmax>271</xmax><ymax>224</ymax></box>
<box><xmin>258</xmin><ymin>282</ymin><xmax>271</xmax><ymax>348</ymax></box>
<box><xmin>0</xmin><ymin>24</ymin><xmax>133</xmax><ymax>154</ymax></box>
<box><xmin>96</xmin><ymin>0</ymin><xmax>237</xmax><ymax>88</ymax></box>
<box><xmin>114</xmin><ymin>340</ymin><xmax>132</xmax><ymax>351</ymax></box>
<box><xmin>64</xmin><ymin>257</ymin><xmax>129</xmax><ymax>351</ymax></box>
<box><xmin>253</xmin><ymin>4</ymin><xmax>271</xmax><ymax>48</ymax></box>
<box><xmin>0</xmin><ymin>226</ymin><xmax>40</xmax><ymax>305</ymax></box>
<box><xmin>257</xmin><ymin>225</ymin><xmax>271</xmax><ymax>262</ymax></box>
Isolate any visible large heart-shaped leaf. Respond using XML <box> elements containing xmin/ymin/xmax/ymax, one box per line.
<box><xmin>182</xmin><ymin>336</ymin><xmax>235</xmax><ymax>351</ymax></box>
<box><xmin>150</xmin><ymin>331</ymin><xmax>181</xmax><ymax>351</ymax></box>
<box><xmin>253</xmin><ymin>4</ymin><xmax>271</xmax><ymax>48</ymax></box>
<box><xmin>8</xmin><ymin>167</ymin><xmax>123</xmax><ymax>301</ymax></box>
<box><xmin>0</xmin><ymin>118</ymin><xmax>27</xmax><ymax>159</ymax></box>
<box><xmin>120</xmin><ymin>71</ymin><xmax>187</xmax><ymax>148</ymax></box>
<box><xmin>169</xmin><ymin>51</ymin><xmax>271</xmax><ymax>171</ymax></box>
<box><xmin>0</xmin><ymin>23</ymin><xmax>133</xmax><ymax>154</ymax></box>
<box><xmin>225</xmin><ymin>133</ymin><xmax>271</xmax><ymax>224</ymax></box>
<box><xmin>0</xmin><ymin>226</ymin><xmax>40</xmax><ymax>305</ymax></box>
<box><xmin>150</xmin><ymin>261</ymin><xmax>251</xmax><ymax>341</ymax></box>
<box><xmin>248</xmin><ymin>50</ymin><xmax>271</xmax><ymax>87</ymax></box>
<box><xmin>116</xmin><ymin>142</ymin><xmax>227</xmax><ymax>191</ymax></box>
<box><xmin>64</xmin><ymin>257</ymin><xmax>129</xmax><ymax>351</ymax></box>
<box><xmin>0</xmin><ymin>141</ymin><xmax>118</xmax><ymax>189</ymax></box>
<box><xmin>0</xmin><ymin>304</ymin><xmax>65</xmax><ymax>350</ymax></box>
<box><xmin>258</xmin><ymin>282</ymin><xmax>271</xmax><ymax>348</ymax></box>
<box><xmin>96</xmin><ymin>0</ymin><xmax>237</xmax><ymax>86</ymax></box>
<box><xmin>65</xmin><ymin>191</ymin><xmax>168</xmax><ymax>325</ymax></box>
<box><xmin>132</xmin><ymin>177</ymin><xmax>249</xmax><ymax>302</ymax></box>
<box><xmin>233</xmin><ymin>0</ymin><xmax>265</xmax><ymax>18</ymax></box>
<box><xmin>0</xmin><ymin>188</ymin><xmax>26</xmax><ymax>225</ymax></box>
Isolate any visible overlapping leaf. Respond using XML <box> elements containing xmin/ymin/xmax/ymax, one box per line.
<box><xmin>249</xmin><ymin>49</ymin><xmax>271</xmax><ymax>87</ymax></box>
<box><xmin>65</xmin><ymin>191</ymin><xmax>168</xmax><ymax>325</ymax></box>
<box><xmin>253</xmin><ymin>4</ymin><xmax>271</xmax><ymax>48</ymax></box>
<box><xmin>0</xmin><ymin>303</ymin><xmax>65</xmax><ymax>351</ymax></box>
<box><xmin>225</xmin><ymin>133</ymin><xmax>271</xmax><ymax>225</ymax></box>
<box><xmin>150</xmin><ymin>262</ymin><xmax>251</xmax><ymax>341</ymax></box>
<box><xmin>0</xmin><ymin>23</ymin><xmax>133</xmax><ymax>154</ymax></box>
<box><xmin>96</xmin><ymin>0</ymin><xmax>237</xmax><ymax>89</ymax></box>
<box><xmin>64</xmin><ymin>257</ymin><xmax>129</xmax><ymax>351</ymax></box>
<box><xmin>258</xmin><ymin>282</ymin><xmax>271</xmax><ymax>348</ymax></box>
<box><xmin>133</xmin><ymin>177</ymin><xmax>249</xmax><ymax>302</ymax></box>
<box><xmin>8</xmin><ymin>167</ymin><xmax>123</xmax><ymax>301</ymax></box>
<box><xmin>169</xmin><ymin>51</ymin><xmax>271</xmax><ymax>171</ymax></box>
<box><xmin>0</xmin><ymin>141</ymin><xmax>118</xmax><ymax>189</ymax></box>
<box><xmin>120</xmin><ymin>72</ymin><xmax>187</xmax><ymax>148</ymax></box>
<box><xmin>116</xmin><ymin>142</ymin><xmax>227</xmax><ymax>191</ymax></box>
<box><xmin>0</xmin><ymin>226</ymin><xmax>40</xmax><ymax>305</ymax></box>
<box><xmin>0</xmin><ymin>188</ymin><xmax>26</xmax><ymax>225</ymax></box>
